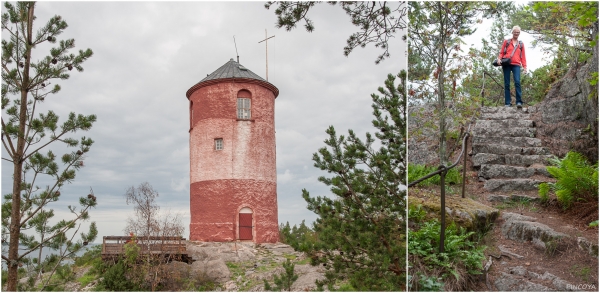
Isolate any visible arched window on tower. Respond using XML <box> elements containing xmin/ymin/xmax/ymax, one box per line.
<box><xmin>237</xmin><ymin>90</ymin><xmax>251</xmax><ymax>120</ymax></box>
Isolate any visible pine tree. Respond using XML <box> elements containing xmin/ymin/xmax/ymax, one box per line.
<box><xmin>264</xmin><ymin>1</ymin><xmax>407</xmax><ymax>64</ymax></box>
<box><xmin>1</xmin><ymin>2</ymin><xmax>96</xmax><ymax>290</ymax></box>
<box><xmin>301</xmin><ymin>71</ymin><xmax>407</xmax><ymax>290</ymax></box>
<box><xmin>264</xmin><ymin>259</ymin><xmax>298</xmax><ymax>291</ymax></box>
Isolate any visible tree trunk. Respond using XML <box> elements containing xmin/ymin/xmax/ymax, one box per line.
<box><xmin>6</xmin><ymin>3</ymin><xmax>35</xmax><ymax>291</ymax></box>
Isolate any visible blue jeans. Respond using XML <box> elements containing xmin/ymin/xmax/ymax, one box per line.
<box><xmin>502</xmin><ymin>64</ymin><xmax>522</xmax><ymax>105</ymax></box>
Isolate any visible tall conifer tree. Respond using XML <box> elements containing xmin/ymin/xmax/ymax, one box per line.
<box><xmin>302</xmin><ymin>71</ymin><xmax>407</xmax><ymax>290</ymax></box>
<box><xmin>1</xmin><ymin>2</ymin><xmax>97</xmax><ymax>290</ymax></box>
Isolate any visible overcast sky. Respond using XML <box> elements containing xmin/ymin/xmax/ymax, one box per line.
<box><xmin>1</xmin><ymin>1</ymin><xmax>408</xmax><ymax>240</ymax></box>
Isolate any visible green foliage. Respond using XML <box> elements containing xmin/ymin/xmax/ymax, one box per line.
<box><xmin>1</xmin><ymin>269</ymin><xmax>7</xmax><ymax>287</ymax></box>
<box><xmin>302</xmin><ymin>72</ymin><xmax>406</xmax><ymax>290</ymax></box>
<box><xmin>408</xmin><ymin>163</ymin><xmax>462</xmax><ymax>187</ymax></box>
<box><xmin>409</xmin><ymin>274</ymin><xmax>445</xmax><ymax>292</ymax></box>
<box><xmin>98</xmin><ymin>260</ymin><xmax>140</xmax><ymax>292</ymax></box>
<box><xmin>538</xmin><ymin>182</ymin><xmax>550</xmax><ymax>203</ymax></box>
<box><xmin>408</xmin><ymin>207</ymin><xmax>486</xmax><ymax>291</ymax></box>
<box><xmin>589</xmin><ymin>220</ymin><xmax>599</xmax><ymax>227</ymax></box>
<box><xmin>77</xmin><ymin>273</ymin><xmax>96</xmax><ymax>288</ymax></box>
<box><xmin>74</xmin><ymin>244</ymin><xmax>102</xmax><ymax>267</ymax></box>
<box><xmin>264</xmin><ymin>1</ymin><xmax>407</xmax><ymax>64</ymax></box>
<box><xmin>278</xmin><ymin>220</ymin><xmax>318</xmax><ymax>252</ymax></box>
<box><xmin>263</xmin><ymin>259</ymin><xmax>298</xmax><ymax>291</ymax></box>
<box><xmin>512</xmin><ymin>2</ymin><xmax>598</xmax><ymax>89</ymax></box>
<box><xmin>542</xmin><ymin>151</ymin><xmax>599</xmax><ymax>209</ymax></box>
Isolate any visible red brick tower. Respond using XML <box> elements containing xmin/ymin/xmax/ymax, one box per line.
<box><xmin>186</xmin><ymin>58</ymin><xmax>279</xmax><ymax>243</ymax></box>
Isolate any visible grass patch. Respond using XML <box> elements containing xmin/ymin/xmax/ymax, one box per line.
<box><xmin>570</xmin><ymin>265</ymin><xmax>591</xmax><ymax>282</ymax></box>
<box><xmin>408</xmin><ymin>163</ymin><xmax>463</xmax><ymax>187</ymax></box>
<box><xmin>78</xmin><ymin>273</ymin><xmax>96</xmax><ymax>288</ymax></box>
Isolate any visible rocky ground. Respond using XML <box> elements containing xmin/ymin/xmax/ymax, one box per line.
<box><xmin>469</xmin><ymin>106</ymin><xmax>598</xmax><ymax>291</ymax></box>
<box><xmin>409</xmin><ymin>105</ymin><xmax>598</xmax><ymax>291</ymax></box>
<box><xmin>185</xmin><ymin>241</ymin><xmax>326</xmax><ymax>291</ymax></box>
<box><xmin>16</xmin><ymin>241</ymin><xmax>325</xmax><ymax>292</ymax></box>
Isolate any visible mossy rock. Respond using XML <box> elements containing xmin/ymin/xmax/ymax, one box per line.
<box><xmin>409</xmin><ymin>189</ymin><xmax>499</xmax><ymax>233</ymax></box>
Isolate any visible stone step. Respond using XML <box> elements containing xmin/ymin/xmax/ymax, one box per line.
<box><xmin>472</xmin><ymin>153</ymin><xmax>554</xmax><ymax>168</ymax></box>
<box><xmin>483</xmin><ymin>178</ymin><xmax>545</xmax><ymax>192</ymax></box>
<box><xmin>472</xmin><ymin>136</ymin><xmax>542</xmax><ymax>147</ymax></box>
<box><xmin>480</xmin><ymin>110</ymin><xmax>530</xmax><ymax>120</ymax></box>
<box><xmin>472</xmin><ymin>127</ymin><xmax>535</xmax><ymax>138</ymax></box>
<box><xmin>480</xmin><ymin>106</ymin><xmax>530</xmax><ymax>114</ymax></box>
<box><xmin>475</xmin><ymin>119</ymin><xmax>534</xmax><ymax>129</ymax></box>
<box><xmin>478</xmin><ymin>164</ymin><xmax>551</xmax><ymax>179</ymax></box>
<box><xmin>472</xmin><ymin>144</ymin><xmax>550</xmax><ymax>156</ymax></box>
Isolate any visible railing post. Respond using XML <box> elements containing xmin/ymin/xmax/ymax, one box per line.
<box><xmin>462</xmin><ymin>133</ymin><xmax>469</xmax><ymax>198</ymax></box>
<box><xmin>439</xmin><ymin>165</ymin><xmax>447</xmax><ymax>254</ymax></box>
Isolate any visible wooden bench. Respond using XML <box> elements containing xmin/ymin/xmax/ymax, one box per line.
<box><xmin>101</xmin><ymin>236</ymin><xmax>192</xmax><ymax>263</ymax></box>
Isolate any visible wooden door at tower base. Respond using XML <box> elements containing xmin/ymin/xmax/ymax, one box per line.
<box><xmin>239</xmin><ymin>213</ymin><xmax>253</xmax><ymax>240</ymax></box>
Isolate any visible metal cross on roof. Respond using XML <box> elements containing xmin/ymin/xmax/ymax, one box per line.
<box><xmin>258</xmin><ymin>29</ymin><xmax>275</xmax><ymax>81</ymax></box>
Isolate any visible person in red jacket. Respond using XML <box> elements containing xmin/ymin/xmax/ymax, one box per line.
<box><xmin>496</xmin><ymin>26</ymin><xmax>527</xmax><ymax>108</ymax></box>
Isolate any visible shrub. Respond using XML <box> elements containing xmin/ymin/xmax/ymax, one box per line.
<box><xmin>98</xmin><ymin>260</ymin><xmax>140</xmax><ymax>291</ymax></box>
<box><xmin>542</xmin><ymin>151</ymin><xmax>598</xmax><ymax>209</ymax></box>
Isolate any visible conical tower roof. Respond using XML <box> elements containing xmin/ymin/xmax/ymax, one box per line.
<box><xmin>186</xmin><ymin>58</ymin><xmax>279</xmax><ymax>98</ymax></box>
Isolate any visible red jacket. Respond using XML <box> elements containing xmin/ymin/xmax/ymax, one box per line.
<box><xmin>498</xmin><ymin>39</ymin><xmax>527</xmax><ymax>69</ymax></box>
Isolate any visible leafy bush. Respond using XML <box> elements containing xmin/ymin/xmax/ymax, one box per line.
<box><xmin>408</xmin><ymin>163</ymin><xmax>462</xmax><ymax>186</ymax></box>
<box><xmin>542</xmin><ymin>151</ymin><xmax>598</xmax><ymax>209</ymax></box>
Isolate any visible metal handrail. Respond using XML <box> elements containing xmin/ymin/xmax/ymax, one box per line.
<box><xmin>408</xmin><ymin>123</ymin><xmax>472</xmax><ymax>253</ymax></box>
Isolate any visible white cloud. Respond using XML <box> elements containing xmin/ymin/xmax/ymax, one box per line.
<box><xmin>2</xmin><ymin>2</ymin><xmax>407</xmax><ymax>239</ymax></box>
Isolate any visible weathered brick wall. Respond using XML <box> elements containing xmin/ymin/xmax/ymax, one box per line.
<box><xmin>188</xmin><ymin>81</ymin><xmax>279</xmax><ymax>243</ymax></box>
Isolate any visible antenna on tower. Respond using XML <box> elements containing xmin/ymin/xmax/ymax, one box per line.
<box><xmin>233</xmin><ymin>35</ymin><xmax>239</xmax><ymax>63</ymax></box>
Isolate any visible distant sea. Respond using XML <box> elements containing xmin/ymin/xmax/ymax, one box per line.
<box><xmin>1</xmin><ymin>242</ymin><xmax>100</xmax><ymax>270</ymax></box>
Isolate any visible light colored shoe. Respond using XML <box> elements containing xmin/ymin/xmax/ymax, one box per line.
<box><xmin>516</xmin><ymin>103</ymin><xmax>523</xmax><ymax>109</ymax></box>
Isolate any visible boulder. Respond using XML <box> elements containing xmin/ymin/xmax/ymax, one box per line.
<box><xmin>494</xmin><ymin>266</ymin><xmax>578</xmax><ymax>292</ymax></box>
<box><xmin>501</xmin><ymin>212</ymin><xmax>569</xmax><ymax>243</ymax></box>
<box><xmin>577</xmin><ymin>237</ymin><xmax>599</xmax><ymax>258</ymax></box>
<box><xmin>494</xmin><ymin>272</ymin><xmax>553</xmax><ymax>292</ymax></box>
<box><xmin>408</xmin><ymin>191</ymin><xmax>499</xmax><ymax>233</ymax></box>
<box><xmin>191</xmin><ymin>257</ymin><xmax>231</xmax><ymax>283</ymax></box>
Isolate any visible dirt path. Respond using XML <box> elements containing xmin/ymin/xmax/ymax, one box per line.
<box><xmin>467</xmin><ymin>174</ymin><xmax>599</xmax><ymax>291</ymax></box>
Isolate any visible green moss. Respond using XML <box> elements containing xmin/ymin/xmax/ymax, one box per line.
<box><xmin>408</xmin><ymin>188</ymin><xmax>498</xmax><ymax>233</ymax></box>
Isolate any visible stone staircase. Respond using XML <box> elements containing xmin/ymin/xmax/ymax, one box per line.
<box><xmin>471</xmin><ymin>107</ymin><xmax>555</xmax><ymax>192</ymax></box>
